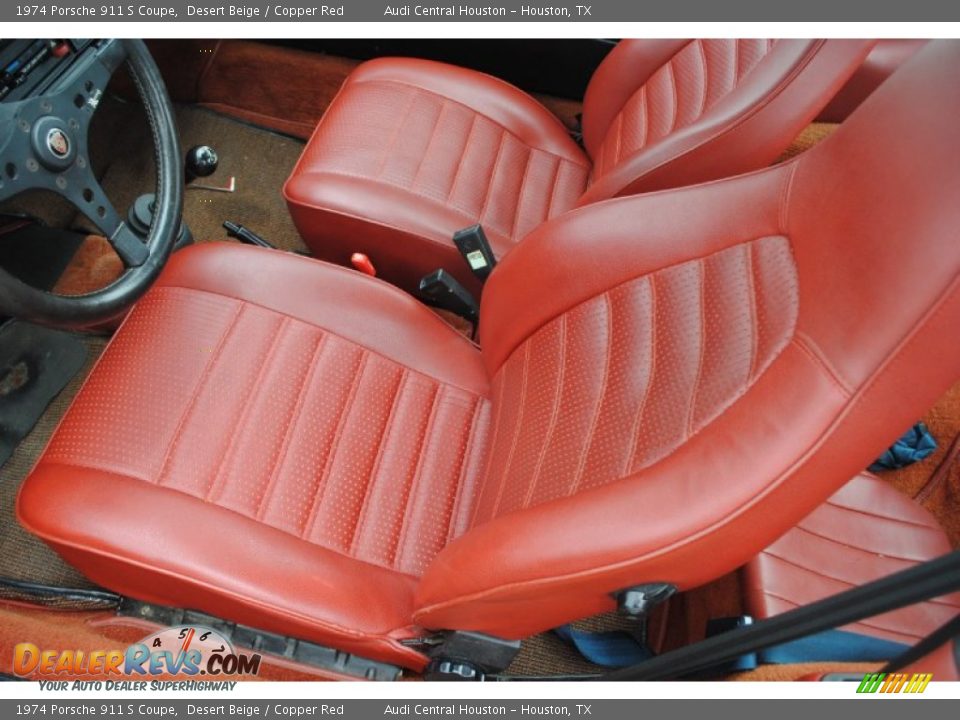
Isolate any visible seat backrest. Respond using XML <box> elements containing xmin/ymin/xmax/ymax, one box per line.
<box><xmin>578</xmin><ymin>39</ymin><xmax>875</xmax><ymax>204</ymax></box>
<box><xmin>413</xmin><ymin>40</ymin><xmax>960</xmax><ymax>639</ymax></box>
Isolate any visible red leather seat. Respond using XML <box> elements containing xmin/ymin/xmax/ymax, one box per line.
<box><xmin>743</xmin><ymin>473</ymin><xmax>960</xmax><ymax>646</ymax></box>
<box><xmin>18</xmin><ymin>41</ymin><xmax>960</xmax><ymax>671</ymax></box>
<box><xmin>284</xmin><ymin>39</ymin><xmax>875</xmax><ymax>293</ymax></box>
<box><xmin>818</xmin><ymin>40</ymin><xmax>927</xmax><ymax>121</ymax></box>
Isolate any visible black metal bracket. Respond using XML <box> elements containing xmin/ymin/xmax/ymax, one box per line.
<box><xmin>614</xmin><ymin>582</ymin><xmax>677</xmax><ymax>617</ymax></box>
<box><xmin>423</xmin><ymin>630</ymin><xmax>521</xmax><ymax>681</ymax></box>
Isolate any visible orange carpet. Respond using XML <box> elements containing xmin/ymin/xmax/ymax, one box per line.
<box><xmin>884</xmin><ymin>380</ymin><xmax>960</xmax><ymax>548</ymax></box>
<box><xmin>777</xmin><ymin>122</ymin><xmax>840</xmax><ymax>162</ymax></box>
<box><xmin>52</xmin><ymin>235</ymin><xmax>123</xmax><ymax>296</ymax></box>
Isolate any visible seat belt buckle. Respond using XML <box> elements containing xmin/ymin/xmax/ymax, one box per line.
<box><xmin>418</xmin><ymin>269</ymin><xmax>479</xmax><ymax>324</ymax></box>
<box><xmin>453</xmin><ymin>224</ymin><xmax>496</xmax><ymax>281</ymax></box>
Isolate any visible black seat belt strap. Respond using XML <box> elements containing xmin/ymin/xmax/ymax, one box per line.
<box><xmin>881</xmin><ymin>613</ymin><xmax>960</xmax><ymax>673</ymax></box>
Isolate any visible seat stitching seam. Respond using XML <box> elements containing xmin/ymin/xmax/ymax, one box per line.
<box><xmin>393</xmin><ymin>383</ymin><xmax>443</xmax><ymax>570</ymax></box>
<box><xmin>760</xmin><ymin>555</ymin><xmax>960</xmax><ymax>610</ymax></box>
<box><xmin>569</xmin><ymin>292</ymin><xmax>613</xmax><ymax>495</ymax></box>
<box><xmin>696</xmin><ymin>39</ymin><xmax>708</xmax><ymax>118</ymax></box>
<box><xmin>437</xmin><ymin>394</ymin><xmax>482</xmax><ymax>546</ymax></box>
<box><xmin>469</xmin><ymin>370</ymin><xmax>509</xmax><ymax>527</ymax></box>
<box><xmin>639</xmin><ymin>85</ymin><xmax>649</xmax><ymax>151</ymax></box>
<box><xmin>446</xmin><ymin>112</ymin><xmax>478</xmax><ymax>203</ymax></box>
<box><xmin>255</xmin><ymin>331</ymin><xmax>328</xmax><ymax>522</ymax></box>
<box><xmin>349</xmin><ymin>368</ymin><xmax>408</xmax><ymax>555</ymax></box>
<box><xmin>612</xmin><ymin>111</ymin><xmax>624</xmax><ymax>168</ymax></box>
<box><xmin>410</xmin><ymin>100</ymin><xmax>448</xmax><ymax>193</ymax></box>
<box><xmin>523</xmin><ymin>313</ymin><xmax>567</xmax><ymax>509</ymax></box>
<box><xmin>779</xmin><ymin>156</ymin><xmax>799</xmax><ymax>232</ymax></box>
<box><xmin>204</xmin><ymin>315</ymin><xmax>289</xmax><ymax>503</ymax></box>
<box><xmin>375</xmin><ymin>89</ymin><xmax>419</xmax><ymax>180</ymax></box>
<box><xmin>446</xmin><ymin>396</ymin><xmax>485</xmax><ymax>543</ymax></box>
<box><xmin>301</xmin><ymin>351</ymin><xmax>369</xmax><ymax>541</ymax></box>
<box><xmin>666</xmin><ymin>58</ymin><xmax>679</xmax><ymax>135</ymax></box>
<box><xmin>687</xmin><ymin>259</ymin><xmax>707</xmax><ymax>436</ymax></box>
<box><xmin>624</xmin><ymin>276</ymin><xmax>656</xmax><ymax>474</ymax></box>
<box><xmin>758</xmin><ymin>591</ymin><xmax>933</xmax><ymax>639</ymax></box>
<box><xmin>813</xmin><ymin>502</ymin><xmax>943</xmax><ymax>531</ymax></box>
<box><xmin>784</xmin><ymin>524</ymin><xmax>948</xmax><ymax>565</ymax></box>
<box><xmin>792</xmin><ymin>333</ymin><xmax>854</xmax><ymax>397</ymax></box>
<box><xmin>155</xmin><ymin>301</ymin><xmax>244</xmax><ymax>487</ymax></box>
<box><xmin>489</xmin><ymin>341</ymin><xmax>531</xmax><ymax>518</ymax></box>
<box><xmin>544</xmin><ymin>155</ymin><xmax>564</xmax><ymax>220</ymax></box>
<box><xmin>477</xmin><ymin>128</ymin><xmax>508</xmax><ymax>234</ymax></box>
<box><xmin>510</xmin><ymin>146</ymin><xmax>536</xmax><ymax>240</ymax></box>
<box><xmin>732</xmin><ymin>38</ymin><xmax>741</xmax><ymax>85</ymax></box>
<box><xmin>745</xmin><ymin>242</ymin><xmax>760</xmax><ymax>382</ymax></box>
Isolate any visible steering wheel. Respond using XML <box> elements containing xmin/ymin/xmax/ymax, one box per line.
<box><xmin>0</xmin><ymin>39</ymin><xmax>182</xmax><ymax>327</ymax></box>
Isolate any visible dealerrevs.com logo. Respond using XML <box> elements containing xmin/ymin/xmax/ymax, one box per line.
<box><xmin>13</xmin><ymin>625</ymin><xmax>261</xmax><ymax>679</ymax></box>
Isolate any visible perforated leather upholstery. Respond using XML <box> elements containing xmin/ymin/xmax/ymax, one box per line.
<box><xmin>472</xmin><ymin>236</ymin><xmax>798</xmax><ymax>523</ymax></box>
<box><xmin>43</xmin><ymin>283</ymin><xmax>490</xmax><ymax>577</ymax></box>
<box><xmin>19</xmin><ymin>42</ymin><xmax>960</xmax><ymax>671</ymax></box>
<box><xmin>285</xmin><ymin>40</ymin><xmax>874</xmax><ymax>293</ymax></box>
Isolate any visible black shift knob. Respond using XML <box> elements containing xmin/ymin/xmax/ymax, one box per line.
<box><xmin>185</xmin><ymin>145</ymin><xmax>218</xmax><ymax>182</ymax></box>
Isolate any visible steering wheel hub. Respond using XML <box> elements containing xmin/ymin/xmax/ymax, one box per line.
<box><xmin>31</xmin><ymin>116</ymin><xmax>76</xmax><ymax>170</ymax></box>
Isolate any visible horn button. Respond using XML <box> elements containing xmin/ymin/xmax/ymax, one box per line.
<box><xmin>31</xmin><ymin>116</ymin><xmax>76</xmax><ymax>171</ymax></box>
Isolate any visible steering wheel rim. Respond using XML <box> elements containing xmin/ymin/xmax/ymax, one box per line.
<box><xmin>0</xmin><ymin>39</ymin><xmax>182</xmax><ymax>328</ymax></box>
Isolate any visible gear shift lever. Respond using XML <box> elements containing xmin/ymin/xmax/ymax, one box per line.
<box><xmin>127</xmin><ymin>146</ymin><xmax>217</xmax><ymax>248</ymax></box>
<box><xmin>185</xmin><ymin>145</ymin><xmax>219</xmax><ymax>183</ymax></box>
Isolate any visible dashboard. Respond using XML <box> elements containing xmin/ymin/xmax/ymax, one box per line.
<box><xmin>0</xmin><ymin>39</ymin><xmax>93</xmax><ymax>103</ymax></box>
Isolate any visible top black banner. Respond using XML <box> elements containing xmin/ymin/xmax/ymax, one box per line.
<box><xmin>3</xmin><ymin>0</ymin><xmax>960</xmax><ymax>22</ymax></box>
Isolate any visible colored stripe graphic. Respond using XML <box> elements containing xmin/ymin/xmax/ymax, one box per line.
<box><xmin>857</xmin><ymin>672</ymin><xmax>932</xmax><ymax>693</ymax></box>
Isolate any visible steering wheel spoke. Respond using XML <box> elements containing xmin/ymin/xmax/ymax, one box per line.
<box><xmin>62</xmin><ymin>171</ymin><xmax>148</xmax><ymax>267</ymax></box>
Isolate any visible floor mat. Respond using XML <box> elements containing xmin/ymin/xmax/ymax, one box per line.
<box><xmin>0</xmin><ymin>333</ymin><xmax>106</xmax><ymax>589</ymax></box>
<box><xmin>0</xmin><ymin>322</ymin><xmax>87</xmax><ymax>467</ymax></box>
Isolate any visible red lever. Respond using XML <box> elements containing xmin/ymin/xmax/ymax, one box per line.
<box><xmin>350</xmin><ymin>253</ymin><xmax>376</xmax><ymax>277</ymax></box>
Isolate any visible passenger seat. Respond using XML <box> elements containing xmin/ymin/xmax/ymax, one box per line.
<box><xmin>284</xmin><ymin>39</ymin><xmax>876</xmax><ymax>294</ymax></box>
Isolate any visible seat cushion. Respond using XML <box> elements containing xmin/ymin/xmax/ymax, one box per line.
<box><xmin>17</xmin><ymin>242</ymin><xmax>492</xmax><ymax>670</ymax></box>
<box><xmin>743</xmin><ymin>472</ymin><xmax>960</xmax><ymax>646</ymax></box>
<box><xmin>283</xmin><ymin>58</ymin><xmax>590</xmax><ymax>295</ymax></box>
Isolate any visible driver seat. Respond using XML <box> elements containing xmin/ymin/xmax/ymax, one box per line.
<box><xmin>17</xmin><ymin>41</ymin><xmax>960</xmax><ymax>671</ymax></box>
